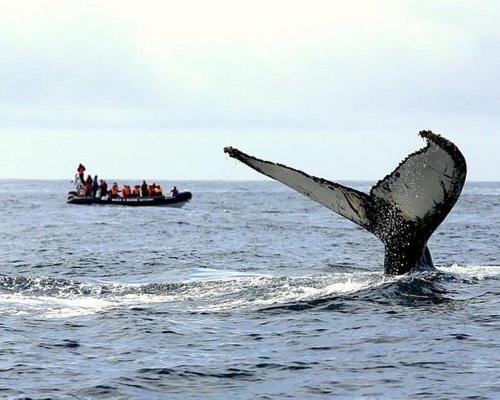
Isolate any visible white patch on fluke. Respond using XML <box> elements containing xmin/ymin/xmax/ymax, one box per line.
<box><xmin>223</xmin><ymin>147</ymin><xmax>371</xmax><ymax>229</ymax></box>
<box><xmin>371</xmin><ymin>142</ymin><xmax>459</xmax><ymax>221</ymax></box>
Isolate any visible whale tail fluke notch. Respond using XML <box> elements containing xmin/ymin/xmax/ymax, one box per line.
<box><xmin>224</xmin><ymin>131</ymin><xmax>467</xmax><ymax>275</ymax></box>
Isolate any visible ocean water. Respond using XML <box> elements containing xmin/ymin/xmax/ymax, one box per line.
<box><xmin>0</xmin><ymin>180</ymin><xmax>498</xmax><ymax>399</ymax></box>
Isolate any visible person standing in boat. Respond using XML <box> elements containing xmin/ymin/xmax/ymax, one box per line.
<box><xmin>77</xmin><ymin>164</ymin><xmax>86</xmax><ymax>184</ymax></box>
<box><xmin>141</xmin><ymin>180</ymin><xmax>149</xmax><ymax>197</ymax></box>
<box><xmin>170</xmin><ymin>186</ymin><xmax>179</xmax><ymax>197</ymax></box>
<box><xmin>92</xmin><ymin>175</ymin><xmax>99</xmax><ymax>198</ymax></box>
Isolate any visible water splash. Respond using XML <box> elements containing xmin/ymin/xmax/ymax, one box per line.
<box><xmin>437</xmin><ymin>264</ymin><xmax>500</xmax><ymax>280</ymax></box>
<box><xmin>0</xmin><ymin>264</ymin><xmax>495</xmax><ymax>318</ymax></box>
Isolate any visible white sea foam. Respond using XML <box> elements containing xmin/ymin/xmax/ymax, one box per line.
<box><xmin>8</xmin><ymin>265</ymin><xmax>473</xmax><ymax>318</ymax></box>
<box><xmin>197</xmin><ymin>271</ymin><xmax>394</xmax><ymax>311</ymax></box>
<box><xmin>0</xmin><ymin>293</ymin><xmax>113</xmax><ymax>318</ymax></box>
<box><xmin>0</xmin><ymin>270</ymin><xmax>395</xmax><ymax>318</ymax></box>
<box><xmin>0</xmin><ymin>291</ymin><xmax>180</xmax><ymax>319</ymax></box>
<box><xmin>437</xmin><ymin>264</ymin><xmax>500</xmax><ymax>280</ymax></box>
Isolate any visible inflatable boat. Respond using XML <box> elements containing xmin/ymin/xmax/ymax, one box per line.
<box><xmin>67</xmin><ymin>191</ymin><xmax>192</xmax><ymax>207</ymax></box>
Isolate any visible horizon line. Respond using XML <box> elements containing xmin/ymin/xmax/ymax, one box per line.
<box><xmin>0</xmin><ymin>178</ymin><xmax>498</xmax><ymax>184</ymax></box>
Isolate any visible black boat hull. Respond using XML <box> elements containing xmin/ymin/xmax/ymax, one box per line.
<box><xmin>67</xmin><ymin>191</ymin><xmax>192</xmax><ymax>207</ymax></box>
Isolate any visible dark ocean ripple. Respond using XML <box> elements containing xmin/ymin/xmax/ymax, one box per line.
<box><xmin>0</xmin><ymin>180</ymin><xmax>498</xmax><ymax>399</ymax></box>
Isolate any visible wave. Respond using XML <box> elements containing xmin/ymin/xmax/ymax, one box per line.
<box><xmin>437</xmin><ymin>264</ymin><xmax>500</xmax><ymax>281</ymax></box>
<box><xmin>0</xmin><ymin>264</ymin><xmax>496</xmax><ymax>318</ymax></box>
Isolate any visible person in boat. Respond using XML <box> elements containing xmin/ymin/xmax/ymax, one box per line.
<box><xmin>122</xmin><ymin>185</ymin><xmax>131</xmax><ymax>199</ymax></box>
<box><xmin>77</xmin><ymin>164</ymin><xmax>86</xmax><ymax>184</ymax></box>
<box><xmin>132</xmin><ymin>185</ymin><xmax>140</xmax><ymax>197</ymax></box>
<box><xmin>150</xmin><ymin>183</ymin><xmax>163</xmax><ymax>197</ymax></box>
<box><xmin>141</xmin><ymin>181</ymin><xmax>149</xmax><ymax>197</ymax></box>
<box><xmin>84</xmin><ymin>175</ymin><xmax>93</xmax><ymax>196</ymax></box>
<box><xmin>170</xmin><ymin>186</ymin><xmax>179</xmax><ymax>197</ymax></box>
<box><xmin>74</xmin><ymin>173</ymin><xmax>83</xmax><ymax>190</ymax></box>
<box><xmin>92</xmin><ymin>175</ymin><xmax>99</xmax><ymax>198</ymax></box>
<box><xmin>156</xmin><ymin>184</ymin><xmax>163</xmax><ymax>196</ymax></box>
<box><xmin>110</xmin><ymin>182</ymin><xmax>120</xmax><ymax>199</ymax></box>
<box><xmin>99</xmin><ymin>179</ymin><xmax>108</xmax><ymax>198</ymax></box>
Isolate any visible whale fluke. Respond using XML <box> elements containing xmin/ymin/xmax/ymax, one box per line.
<box><xmin>224</xmin><ymin>130</ymin><xmax>467</xmax><ymax>275</ymax></box>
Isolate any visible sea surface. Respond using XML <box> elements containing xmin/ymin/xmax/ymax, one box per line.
<box><xmin>0</xmin><ymin>180</ymin><xmax>498</xmax><ymax>399</ymax></box>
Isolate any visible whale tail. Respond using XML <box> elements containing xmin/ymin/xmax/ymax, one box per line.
<box><xmin>224</xmin><ymin>131</ymin><xmax>467</xmax><ymax>275</ymax></box>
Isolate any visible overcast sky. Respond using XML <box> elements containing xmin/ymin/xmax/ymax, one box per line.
<box><xmin>0</xmin><ymin>0</ymin><xmax>499</xmax><ymax>180</ymax></box>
